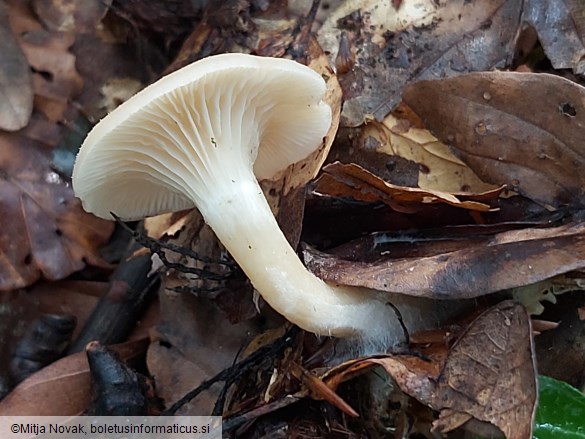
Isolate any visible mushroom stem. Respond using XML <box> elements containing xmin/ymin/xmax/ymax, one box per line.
<box><xmin>195</xmin><ymin>171</ymin><xmax>395</xmax><ymax>338</ymax></box>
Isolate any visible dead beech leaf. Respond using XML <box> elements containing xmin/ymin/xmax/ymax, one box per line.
<box><xmin>322</xmin><ymin>301</ymin><xmax>536</xmax><ymax>439</ymax></box>
<box><xmin>10</xmin><ymin>3</ymin><xmax>84</xmax><ymax>125</ymax></box>
<box><xmin>403</xmin><ymin>72</ymin><xmax>585</xmax><ymax>208</ymax></box>
<box><xmin>151</xmin><ymin>278</ymin><xmax>259</xmax><ymax>413</ymax></box>
<box><xmin>314</xmin><ymin>162</ymin><xmax>498</xmax><ymax>213</ymax></box>
<box><xmin>144</xmin><ymin>210</ymin><xmax>191</xmax><ymax>240</ymax></box>
<box><xmin>32</xmin><ymin>0</ymin><xmax>112</xmax><ymax>32</ymax></box>
<box><xmin>523</xmin><ymin>0</ymin><xmax>585</xmax><ymax>75</ymax></box>
<box><xmin>0</xmin><ymin>138</ymin><xmax>114</xmax><ymax>290</ymax></box>
<box><xmin>317</xmin><ymin>0</ymin><xmax>521</xmax><ymax>126</ymax></box>
<box><xmin>0</xmin><ymin>338</ymin><xmax>148</xmax><ymax>416</ymax></box>
<box><xmin>430</xmin><ymin>301</ymin><xmax>537</xmax><ymax>439</ymax></box>
<box><xmin>0</xmin><ymin>1</ymin><xmax>33</xmax><ymax>131</ymax></box>
<box><xmin>371</xmin><ymin>114</ymin><xmax>499</xmax><ymax>193</ymax></box>
<box><xmin>303</xmin><ymin>220</ymin><xmax>585</xmax><ymax>299</ymax></box>
<box><xmin>147</xmin><ymin>341</ymin><xmax>219</xmax><ymax>415</ymax></box>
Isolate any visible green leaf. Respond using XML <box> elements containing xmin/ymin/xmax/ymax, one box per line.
<box><xmin>534</xmin><ymin>376</ymin><xmax>585</xmax><ymax>439</ymax></box>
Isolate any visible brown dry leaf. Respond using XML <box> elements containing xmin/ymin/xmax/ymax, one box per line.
<box><xmin>291</xmin><ymin>362</ymin><xmax>359</xmax><ymax>418</ymax></box>
<box><xmin>0</xmin><ymin>338</ymin><xmax>148</xmax><ymax>416</ymax></box>
<box><xmin>523</xmin><ymin>0</ymin><xmax>585</xmax><ymax>75</ymax></box>
<box><xmin>322</xmin><ymin>301</ymin><xmax>536</xmax><ymax>439</ymax></box>
<box><xmin>430</xmin><ymin>301</ymin><xmax>537</xmax><ymax>439</ymax></box>
<box><xmin>144</xmin><ymin>211</ymin><xmax>191</xmax><ymax>240</ymax></box>
<box><xmin>32</xmin><ymin>0</ymin><xmax>112</xmax><ymax>32</ymax></box>
<box><xmin>370</xmin><ymin>114</ymin><xmax>500</xmax><ymax>193</ymax></box>
<box><xmin>9</xmin><ymin>1</ymin><xmax>83</xmax><ymax>125</ymax></box>
<box><xmin>147</xmin><ymin>341</ymin><xmax>220</xmax><ymax>415</ymax></box>
<box><xmin>0</xmin><ymin>1</ymin><xmax>33</xmax><ymax>131</ymax></box>
<box><xmin>403</xmin><ymin>72</ymin><xmax>585</xmax><ymax>208</ymax></box>
<box><xmin>150</xmin><ymin>279</ymin><xmax>259</xmax><ymax>413</ymax></box>
<box><xmin>314</xmin><ymin>162</ymin><xmax>499</xmax><ymax>213</ymax></box>
<box><xmin>317</xmin><ymin>0</ymin><xmax>521</xmax><ymax>126</ymax></box>
<box><xmin>303</xmin><ymin>220</ymin><xmax>585</xmax><ymax>298</ymax></box>
<box><xmin>0</xmin><ymin>139</ymin><xmax>114</xmax><ymax>290</ymax></box>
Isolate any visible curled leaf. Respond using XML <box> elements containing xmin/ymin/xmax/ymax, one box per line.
<box><xmin>314</xmin><ymin>162</ymin><xmax>498</xmax><ymax>213</ymax></box>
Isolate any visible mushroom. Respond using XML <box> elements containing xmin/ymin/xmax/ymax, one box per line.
<box><xmin>72</xmin><ymin>53</ymin><xmax>398</xmax><ymax>341</ymax></box>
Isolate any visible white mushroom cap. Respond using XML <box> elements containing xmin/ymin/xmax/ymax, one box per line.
<box><xmin>73</xmin><ymin>53</ymin><xmax>331</xmax><ymax>220</ymax></box>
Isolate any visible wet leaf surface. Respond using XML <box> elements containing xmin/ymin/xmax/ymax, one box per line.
<box><xmin>303</xmin><ymin>220</ymin><xmax>585</xmax><ymax>298</ymax></box>
<box><xmin>403</xmin><ymin>72</ymin><xmax>585</xmax><ymax>208</ymax></box>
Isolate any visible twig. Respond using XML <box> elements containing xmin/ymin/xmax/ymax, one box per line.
<box><xmin>162</xmin><ymin>326</ymin><xmax>299</xmax><ymax>415</ymax></box>
<box><xmin>112</xmin><ymin>213</ymin><xmax>237</xmax><ymax>282</ymax></box>
<box><xmin>68</xmin><ymin>238</ymin><xmax>159</xmax><ymax>353</ymax></box>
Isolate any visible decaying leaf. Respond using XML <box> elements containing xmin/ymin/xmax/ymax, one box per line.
<box><xmin>317</xmin><ymin>0</ymin><xmax>521</xmax><ymax>126</ymax></box>
<box><xmin>313</xmin><ymin>161</ymin><xmax>500</xmax><ymax>213</ymax></box>
<box><xmin>403</xmin><ymin>72</ymin><xmax>585</xmax><ymax>208</ymax></box>
<box><xmin>367</xmin><ymin>113</ymin><xmax>500</xmax><ymax>193</ymax></box>
<box><xmin>0</xmin><ymin>1</ymin><xmax>33</xmax><ymax>131</ymax></box>
<box><xmin>149</xmin><ymin>281</ymin><xmax>259</xmax><ymax>413</ymax></box>
<box><xmin>291</xmin><ymin>362</ymin><xmax>359</xmax><ymax>418</ymax></box>
<box><xmin>430</xmin><ymin>301</ymin><xmax>537</xmax><ymax>439</ymax></box>
<box><xmin>523</xmin><ymin>0</ymin><xmax>585</xmax><ymax>75</ymax></box>
<box><xmin>0</xmin><ymin>338</ymin><xmax>148</xmax><ymax>416</ymax></box>
<box><xmin>0</xmin><ymin>139</ymin><xmax>113</xmax><ymax>290</ymax></box>
<box><xmin>322</xmin><ymin>301</ymin><xmax>536</xmax><ymax>439</ymax></box>
<box><xmin>9</xmin><ymin>2</ymin><xmax>84</xmax><ymax>125</ymax></box>
<box><xmin>303</xmin><ymin>220</ymin><xmax>585</xmax><ymax>299</ymax></box>
<box><xmin>147</xmin><ymin>341</ymin><xmax>219</xmax><ymax>415</ymax></box>
<box><xmin>32</xmin><ymin>0</ymin><xmax>112</xmax><ymax>32</ymax></box>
